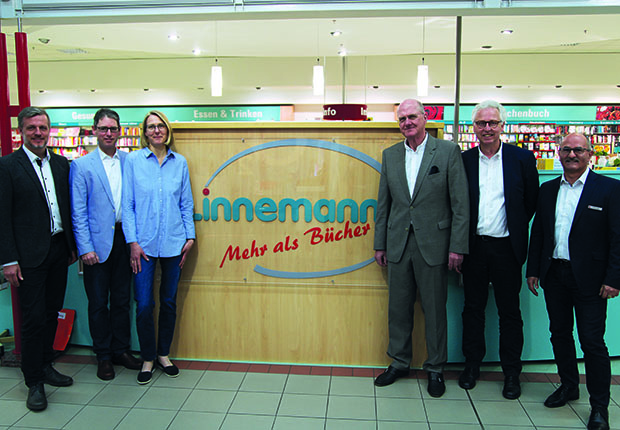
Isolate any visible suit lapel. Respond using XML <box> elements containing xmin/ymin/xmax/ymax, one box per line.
<box><xmin>546</xmin><ymin>177</ymin><xmax>561</xmax><ymax>233</ymax></box>
<box><xmin>501</xmin><ymin>144</ymin><xmax>514</xmax><ymax>208</ymax></box>
<box><xmin>572</xmin><ymin>170</ymin><xmax>597</xmax><ymax>227</ymax></box>
<box><xmin>15</xmin><ymin>147</ymin><xmax>46</xmax><ymax>200</ymax></box>
<box><xmin>393</xmin><ymin>142</ymin><xmax>410</xmax><ymax>201</ymax></box>
<box><xmin>411</xmin><ymin>135</ymin><xmax>437</xmax><ymax>202</ymax></box>
<box><xmin>91</xmin><ymin>151</ymin><xmax>115</xmax><ymax>206</ymax></box>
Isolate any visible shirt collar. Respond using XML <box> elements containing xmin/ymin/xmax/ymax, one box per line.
<box><xmin>478</xmin><ymin>142</ymin><xmax>502</xmax><ymax>161</ymax></box>
<box><xmin>561</xmin><ymin>168</ymin><xmax>590</xmax><ymax>187</ymax></box>
<box><xmin>97</xmin><ymin>146</ymin><xmax>120</xmax><ymax>161</ymax></box>
<box><xmin>22</xmin><ymin>144</ymin><xmax>49</xmax><ymax>164</ymax></box>
<box><xmin>143</xmin><ymin>146</ymin><xmax>174</xmax><ymax>159</ymax></box>
<box><xmin>404</xmin><ymin>132</ymin><xmax>428</xmax><ymax>153</ymax></box>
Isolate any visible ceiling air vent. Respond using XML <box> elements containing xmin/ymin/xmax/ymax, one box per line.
<box><xmin>57</xmin><ymin>48</ymin><xmax>89</xmax><ymax>54</ymax></box>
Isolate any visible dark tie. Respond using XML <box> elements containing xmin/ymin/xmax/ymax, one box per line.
<box><xmin>36</xmin><ymin>158</ymin><xmax>55</xmax><ymax>234</ymax></box>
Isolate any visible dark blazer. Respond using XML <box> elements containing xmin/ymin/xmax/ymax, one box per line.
<box><xmin>526</xmin><ymin>170</ymin><xmax>620</xmax><ymax>294</ymax></box>
<box><xmin>0</xmin><ymin>146</ymin><xmax>75</xmax><ymax>268</ymax></box>
<box><xmin>462</xmin><ymin>143</ymin><xmax>539</xmax><ymax>265</ymax></box>
<box><xmin>374</xmin><ymin>135</ymin><xmax>469</xmax><ymax>266</ymax></box>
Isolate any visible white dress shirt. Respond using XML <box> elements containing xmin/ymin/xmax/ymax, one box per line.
<box><xmin>553</xmin><ymin>169</ymin><xmax>589</xmax><ymax>260</ymax></box>
<box><xmin>98</xmin><ymin>147</ymin><xmax>123</xmax><ymax>223</ymax></box>
<box><xmin>477</xmin><ymin>144</ymin><xmax>509</xmax><ymax>237</ymax></box>
<box><xmin>23</xmin><ymin>145</ymin><xmax>63</xmax><ymax>235</ymax></box>
<box><xmin>404</xmin><ymin>133</ymin><xmax>428</xmax><ymax>198</ymax></box>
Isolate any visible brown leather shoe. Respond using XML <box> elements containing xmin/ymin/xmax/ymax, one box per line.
<box><xmin>112</xmin><ymin>352</ymin><xmax>143</xmax><ymax>370</ymax></box>
<box><xmin>97</xmin><ymin>360</ymin><xmax>115</xmax><ymax>381</ymax></box>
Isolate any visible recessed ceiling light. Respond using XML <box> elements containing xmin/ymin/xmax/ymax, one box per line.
<box><xmin>434</xmin><ymin>85</ymin><xmax>441</xmax><ymax>89</ymax></box>
<box><xmin>192</xmin><ymin>48</ymin><xmax>201</xmax><ymax>55</ymax></box>
<box><xmin>144</xmin><ymin>88</ymin><xmax>150</xmax><ymax>91</ymax></box>
<box><xmin>90</xmin><ymin>89</ymin><xmax>96</xmax><ymax>92</ymax></box>
<box><xmin>481</xmin><ymin>45</ymin><xmax>492</xmax><ymax>50</ymax></box>
<box><xmin>496</xmin><ymin>85</ymin><xmax>503</xmax><ymax>88</ymax></box>
<box><xmin>330</xmin><ymin>31</ymin><xmax>342</xmax><ymax>37</ymax></box>
<box><xmin>38</xmin><ymin>38</ymin><xmax>50</xmax><ymax>44</ymax></box>
<box><xmin>555</xmin><ymin>85</ymin><xmax>563</xmax><ymax>88</ymax></box>
<box><xmin>255</xmin><ymin>86</ymin><xmax>262</xmax><ymax>90</ymax></box>
<box><xmin>168</xmin><ymin>34</ymin><xmax>179</xmax><ymax>41</ymax></box>
<box><xmin>500</xmin><ymin>29</ymin><xmax>513</xmax><ymax>35</ymax></box>
<box><xmin>338</xmin><ymin>48</ymin><xmax>347</xmax><ymax>57</ymax></box>
<box><xmin>617</xmin><ymin>84</ymin><xmax>620</xmax><ymax>88</ymax></box>
<box><xmin>372</xmin><ymin>85</ymin><xmax>379</xmax><ymax>89</ymax></box>
<box><xmin>38</xmin><ymin>89</ymin><xmax>45</xmax><ymax>93</ymax></box>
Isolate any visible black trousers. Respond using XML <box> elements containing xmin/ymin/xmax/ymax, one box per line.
<box><xmin>543</xmin><ymin>259</ymin><xmax>610</xmax><ymax>409</ymax></box>
<box><xmin>82</xmin><ymin>227</ymin><xmax>132</xmax><ymax>361</ymax></box>
<box><xmin>18</xmin><ymin>234</ymin><xmax>69</xmax><ymax>387</ymax></box>
<box><xmin>461</xmin><ymin>235</ymin><xmax>523</xmax><ymax>376</ymax></box>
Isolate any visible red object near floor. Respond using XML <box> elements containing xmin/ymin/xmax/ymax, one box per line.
<box><xmin>53</xmin><ymin>309</ymin><xmax>75</xmax><ymax>351</ymax></box>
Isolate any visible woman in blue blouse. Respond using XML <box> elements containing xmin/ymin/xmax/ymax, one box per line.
<box><xmin>122</xmin><ymin>110</ymin><xmax>195</xmax><ymax>384</ymax></box>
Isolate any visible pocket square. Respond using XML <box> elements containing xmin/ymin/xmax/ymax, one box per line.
<box><xmin>429</xmin><ymin>166</ymin><xmax>439</xmax><ymax>175</ymax></box>
<box><xmin>588</xmin><ymin>205</ymin><xmax>603</xmax><ymax>211</ymax></box>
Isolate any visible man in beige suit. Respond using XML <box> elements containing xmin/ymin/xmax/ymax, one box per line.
<box><xmin>374</xmin><ymin>99</ymin><xmax>469</xmax><ymax>397</ymax></box>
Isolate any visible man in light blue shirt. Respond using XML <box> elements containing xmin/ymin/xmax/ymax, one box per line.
<box><xmin>70</xmin><ymin>108</ymin><xmax>143</xmax><ymax>381</ymax></box>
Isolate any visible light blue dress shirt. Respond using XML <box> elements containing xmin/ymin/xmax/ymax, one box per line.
<box><xmin>122</xmin><ymin>147</ymin><xmax>195</xmax><ymax>258</ymax></box>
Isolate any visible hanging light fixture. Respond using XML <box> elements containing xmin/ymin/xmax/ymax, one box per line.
<box><xmin>211</xmin><ymin>23</ymin><xmax>222</xmax><ymax>97</ymax></box>
<box><xmin>211</xmin><ymin>59</ymin><xmax>222</xmax><ymax>97</ymax></box>
<box><xmin>313</xmin><ymin>58</ymin><xmax>324</xmax><ymax>96</ymax></box>
<box><xmin>417</xmin><ymin>17</ymin><xmax>429</xmax><ymax>97</ymax></box>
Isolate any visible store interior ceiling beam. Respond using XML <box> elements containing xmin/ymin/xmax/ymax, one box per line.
<box><xmin>3</xmin><ymin>0</ymin><xmax>620</xmax><ymax>22</ymax></box>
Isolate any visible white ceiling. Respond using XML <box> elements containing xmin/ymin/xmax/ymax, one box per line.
<box><xmin>1</xmin><ymin>9</ymin><xmax>620</xmax><ymax>107</ymax></box>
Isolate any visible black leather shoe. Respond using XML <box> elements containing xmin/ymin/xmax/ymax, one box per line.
<box><xmin>43</xmin><ymin>364</ymin><xmax>73</xmax><ymax>387</ymax></box>
<box><xmin>458</xmin><ymin>366</ymin><xmax>480</xmax><ymax>390</ymax></box>
<box><xmin>112</xmin><ymin>352</ymin><xmax>143</xmax><ymax>370</ymax></box>
<box><xmin>588</xmin><ymin>407</ymin><xmax>610</xmax><ymax>430</ymax></box>
<box><xmin>97</xmin><ymin>360</ymin><xmax>115</xmax><ymax>381</ymax></box>
<box><xmin>374</xmin><ymin>365</ymin><xmax>410</xmax><ymax>387</ymax></box>
<box><xmin>544</xmin><ymin>384</ymin><xmax>579</xmax><ymax>408</ymax></box>
<box><xmin>502</xmin><ymin>375</ymin><xmax>521</xmax><ymax>399</ymax></box>
<box><xmin>26</xmin><ymin>383</ymin><xmax>47</xmax><ymax>411</ymax></box>
<box><xmin>427</xmin><ymin>372</ymin><xmax>446</xmax><ymax>398</ymax></box>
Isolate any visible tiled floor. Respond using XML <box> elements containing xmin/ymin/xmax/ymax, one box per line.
<box><xmin>1</xmin><ymin>351</ymin><xmax>620</xmax><ymax>429</ymax></box>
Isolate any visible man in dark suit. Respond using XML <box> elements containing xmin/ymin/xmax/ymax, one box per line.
<box><xmin>0</xmin><ymin>107</ymin><xmax>77</xmax><ymax>411</ymax></box>
<box><xmin>527</xmin><ymin>133</ymin><xmax>620</xmax><ymax>430</ymax></box>
<box><xmin>70</xmin><ymin>108</ymin><xmax>142</xmax><ymax>381</ymax></box>
<box><xmin>373</xmin><ymin>98</ymin><xmax>469</xmax><ymax>397</ymax></box>
<box><xmin>459</xmin><ymin>100</ymin><xmax>539</xmax><ymax>399</ymax></box>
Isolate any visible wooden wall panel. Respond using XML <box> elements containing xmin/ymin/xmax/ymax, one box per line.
<box><xmin>165</xmin><ymin>122</ymin><xmax>443</xmax><ymax>367</ymax></box>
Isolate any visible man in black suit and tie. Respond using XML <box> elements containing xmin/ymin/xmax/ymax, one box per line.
<box><xmin>459</xmin><ymin>100</ymin><xmax>539</xmax><ymax>399</ymax></box>
<box><xmin>373</xmin><ymin>99</ymin><xmax>469</xmax><ymax>397</ymax></box>
<box><xmin>0</xmin><ymin>107</ymin><xmax>77</xmax><ymax>411</ymax></box>
<box><xmin>526</xmin><ymin>133</ymin><xmax>620</xmax><ymax>430</ymax></box>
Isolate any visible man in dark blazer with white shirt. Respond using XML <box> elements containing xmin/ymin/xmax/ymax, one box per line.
<box><xmin>527</xmin><ymin>133</ymin><xmax>620</xmax><ymax>430</ymax></box>
<box><xmin>373</xmin><ymin>99</ymin><xmax>469</xmax><ymax>397</ymax></box>
<box><xmin>70</xmin><ymin>108</ymin><xmax>142</xmax><ymax>381</ymax></box>
<box><xmin>0</xmin><ymin>107</ymin><xmax>77</xmax><ymax>411</ymax></box>
<box><xmin>459</xmin><ymin>100</ymin><xmax>539</xmax><ymax>399</ymax></box>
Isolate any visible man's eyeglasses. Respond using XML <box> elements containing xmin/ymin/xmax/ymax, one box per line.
<box><xmin>474</xmin><ymin>120</ymin><xmax>503</xmax><ymax>129</ymax></box>
<box><xmin>146</xmin><ymin>124</ymin><xmax>167</xmax><ymax>132</ymax></box>
<box><xmin>96</xmin><ymin>126</ymin><xmax>119</xmax><ymax>133</ymax></box>
<box><xmin>559</xmin><ymin>146</ymin><xmax>589</xmax><ymax>156</ymax></box>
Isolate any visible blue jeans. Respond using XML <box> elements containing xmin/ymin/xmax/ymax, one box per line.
<box><xmin>134</xmin><ymin>255</ymin><xmax>182</xmax><ymax>361</ymax></box>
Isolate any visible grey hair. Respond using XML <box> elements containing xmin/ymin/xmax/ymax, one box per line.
<box><xmin>472</xmin><ymin>100</ymin><xmax>507</xmax><ymax>123</ymax></box>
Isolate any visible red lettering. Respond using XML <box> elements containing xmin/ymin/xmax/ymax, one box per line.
<box><xmin>291</xmin><ymin>238</ymin><xmax>299</xmax><ymax>250</ymax></box>
<box><xmin>273</xmin><ymin>241</ymin><xmax>284</xmax><ymax>253</ymax></box>
<box><xmin>242</xmin><ymin>249</ymin><xmax>250</xmax><ymax>258</ymax></box>
<box><xmin>335</xmin><ymin>230</ymin><xmax>343</xmax><ymax>241</ymax></box>
<box><xmin>362</xmin><ymin>224</ymin><xmax>371</xmax><ymax>235</ymax></box>
<box><xmin>343</xmin><ymin>221</ymin><xmax>353</xmax><ymax>239</ymax></box>
<box><xmin>325</xmin><ymin>227</ymin><xmax>334</xmax><ymax>242</ymax></box>
<box><xmin>354</xmin><ymin>226</ymin><xmax>362</xmax><ymax>237</ymax></box>
<box><xmin>304</xmin><ymin>227</ymin><xmax>323</xmax><ymax>245</ymax></box>
<box><xmin>220</xmin><ymin>245</ymin><xmax>241</xmax><ymax>268</ymax></box>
